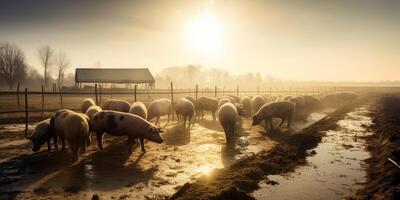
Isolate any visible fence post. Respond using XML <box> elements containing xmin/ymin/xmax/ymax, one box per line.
<box><xmin>214</xmin><ymin>85</ymin><xmax>217</xmax><ymax>98</ymax></box>
<box><xmin>59</xmin><ymin>85</ymin><xmax>63</xmax><ymax>109</ymax></box>
<box><xmin>257</xmin><ymin>86</ymin><xmax>259</xmax><ymax>95</ymax></box>
<box><xmin>147</xmin><ymin>84</ymin><xmax>150</xmax><ymax>103</ymax></box>
<box><xmin>99</xmin><ymin>84</ymin><xmax>102</xmax><ymax>105</ymax></box>
<box><xmin>269</xmin><ymin>87</ymin><xmax>272</xmax><ymax>96</ymax></box>
<box><xmin>134</xmin><ymin>85</ymin><xmax>137</xmax><ymax>102</ymax></box>
<box><xmin>236</xmin><ymin>85</ymin><xmax>239</xmax><ymax>96</ymax></box>
<box><xmin>95</xmin><ymin>84</ymin><xmax>99</xmax><ymax>105</ymax></box>
<box><xmin>296</xmin><ymin>87</ymin><xmax>299</xmax><ymax>96</ymax></box>
<box><xmin>41</xmin><ymin>85</ymin><xmax>44</xmax><ymax>117</ymax></box>
<box><xmin>170</xmin><ymin>82</ymin><xmax>174</xmax><ymax>120</ymax></box>
<box><xmin>195</xmin><ymin>84</ymin><xmax>198</xmax><ymax>101</ymax></box>
<box><xmin>24</xmin><ymin>88</ymin><xmax>28</xmax><ymax>137</ymax></box>
<box><xmin>16</xmin><ymin>82</ymin><xmax>20</xmax><ymax>109</ymax></box>
<box><xmin>110</xmin><ymin>86</ymin><xmax>113</xmax><ymax>99</ymax></box>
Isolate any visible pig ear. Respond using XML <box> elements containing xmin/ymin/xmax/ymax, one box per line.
<box><xmin>158</xmin><ymin>127</ymin><xmax>165</xmax><ymax>133</ymax></box>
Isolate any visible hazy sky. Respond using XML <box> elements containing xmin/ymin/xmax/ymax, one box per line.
<box><xmin>1</xmin><ymin>0</ymin><xmax>399</xmax><ymax>81</ymax></box>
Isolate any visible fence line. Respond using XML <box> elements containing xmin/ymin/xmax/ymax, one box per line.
<box><xmin>0</xmin><ymin>85</ymin><xmax>343</xmax><ymax>116</ymax></box>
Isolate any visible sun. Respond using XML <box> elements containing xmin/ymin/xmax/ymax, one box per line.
<box><xmin>184</xmin><ymin>11</ymin><xmax>223</xmax><ymax>57</ymax></box>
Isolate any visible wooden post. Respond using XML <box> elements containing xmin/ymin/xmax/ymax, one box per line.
<box><xmin>214</xmin><ymin>85</ymin><xmax>217</xmax><ymax>98</ymax></box>
<box><xmin>41</xmin><ymin>85</ymin><xmax>44</xmax><ymax>117</ymax></box>
<box><xmin>110</xmin><ymin>86</ymin><xmax>113</xmax><ymax>99</ymax></box>
<box><xmin>170</xmin><ymin>82</ymin><xmax>174</xmax><ymax>120</ymax></box>
<box><xmin>296</xmin><ymin>87</ymin><xmax>299</xmax><ymax>96</ymax></box>
<box><xmin>134</xmin><ymin>85</ymin><xmax>137</xmax><ymax>102</ymax></box>
<box><xmin>236</xmin><ymin>85</ymin><xmax>239</xmax><ymax>96</ymax></box>
<box><xmin>99</xmin><ymin>84</ymin><xmax>102</xmax><ymax>105</ymax></box>
<box><xmin>147</xmin><ymin>84</ymin><xmax>150</xmax><ymax>103</ymax></box>
<box><xmin>59</xmin><ymin>86</ymin><xmax>63</xmax><ymax>109</ymax></box>
<box><xmin>95</xmin><ymin>84</ymin><xmax>99</xmax><ymax>105</ymax></box>
<box><xmin>195</xmin><ymin>84</ymin><xmax>198</xmax><ymax>101</ymax></box>
<box><xmin>16</xmin><ymin>82</ymin><xmax>20</xmax><ymax>109</ymax></box>
<box><xmin>24</xmin><ymin>88</ymin><xmax>28</xmax><ymax>137</ymax></box>
<box><xmin>257</xmin><ymin>86</ymin><xmax>259</xmax><ymax>95</ymax></box>
<box><xmin>269</xmin><ymin>87</ymin><xmax>272</xmax><ymax>96</ymax></box>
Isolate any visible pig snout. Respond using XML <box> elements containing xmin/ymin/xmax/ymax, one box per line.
<box><xmin>155</xmin><ymin>134</ymin><xmax>164</xmax><ymax>144</ymax></box>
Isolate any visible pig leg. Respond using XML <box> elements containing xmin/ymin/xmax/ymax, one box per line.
<box><xmin>230</xmin><ymin>125</ymin><xmax>235</xmax><ymax>143</ymax></box>
<box><xmin>212</xmin><ymin>111</ymin><xmax>216</xmax><ymax>121</ymax></box>
<box><xmin>156</xmin><ymin>116</ymin><xmax>160</xmax><ymax>126</ymax></box>
<box><xmin>80</xmin><ymin>134</ymin><xmax>87</xmax><ymax>155</ymax></box>
<box><xmin>183</xmin><ymin>116</ymin><xmax>187</xmax><ymax>128</ymax></box>
<box><xmin>47</xmin><ymin>138</ymin><xmax>51</xmax><ymax>151</ymax></box>
<box><xmin>53</xmin><ymin>135</ymin><xmax>58</xmax><ymax>149</ymax></box>
<box><xmin>139</xmin><ymin>138</ymin><xmax>146</xmax><ymax>153</ymax></box>
<box><xmin>127</xmin><ymin>136</ymin><xmax>135</xmax><ymax>155</ymax></box>
<box><xmin>72</xmin><ymin>144</ymin><xmax>79</xmax><ymax>163</ymax></box>
<box><xmin>188</xmin><ymin>115</ymin><xmax>192</xmax><ymax>128</ymax></box>
<box><xmin>60</xmin><ymin>135</ymin><xmax>66</xmax><ymax>152</ymax></box>
<box><xmin>287</xmin><ymin>114</ymin><xmax>293</xmax><ymax>129</ymax></box>
<box><xmin>222</xmin><ymin>126</ymin><xmax>229</xmax><ymax>144</ymax></box>
<box><xmin>264</xmin><ymin>120</ymin><xmax>269</xmax><ymax>132</ymax></box>
<box><xmin>96</xmin><ymin>131</ymin><xmax>104</xmax><ymax>150</ymax></box>
<box><xmin>87</xmin><ymin>131</ymin><xmax>92</xmax><ymax>146</ymax></box>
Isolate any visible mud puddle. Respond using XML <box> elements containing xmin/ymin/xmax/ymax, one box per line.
<box><xmin>252</xmin><ymin>106</ymin><xmax>373</xmax><ymax>200</ymax></box>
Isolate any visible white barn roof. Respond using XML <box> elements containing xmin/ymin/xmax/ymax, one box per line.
<box><xmin>75</xmin><ymin>68</ymin><xmax>155</xmax><ymax>84</ymax></box>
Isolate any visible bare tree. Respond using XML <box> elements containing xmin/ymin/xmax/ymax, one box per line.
<box><xmin>55</xmin><ymin>51</ymin><xmax>70</xmax><ymax>87</ymax></box>
<box><xmin>0</xmin><ymin>43</ymin><xmax>27</xmax><ymax>90</ymax></box>
<box><xmin>38</xmin><ymin>45</ymin><xmax>53</xmax><ymax>88</ymax></box>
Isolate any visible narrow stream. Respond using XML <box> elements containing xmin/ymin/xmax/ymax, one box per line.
<box><xmin>252</xmin><ymin>106</ymin><xmax>374</xmax><ymax>200</ymax></box>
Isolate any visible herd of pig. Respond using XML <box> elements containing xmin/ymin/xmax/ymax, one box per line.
<box><xmin>26</xmin><ymin>91</ymin><xmax>358</xmax><ymax>163</ymax></box>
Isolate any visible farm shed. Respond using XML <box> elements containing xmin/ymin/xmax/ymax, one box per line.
<box><xmin>75</xmin><ymin>68</ymin><xmax>155</xmax><ymax>89</ymax></box>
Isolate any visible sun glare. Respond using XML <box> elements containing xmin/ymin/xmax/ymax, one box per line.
<box><xmin>184</xmin><ymin>11</ymin><xmax>223</xmax><ymax>57</ymax></box>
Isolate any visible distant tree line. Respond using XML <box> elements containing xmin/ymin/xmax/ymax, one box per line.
<box><xmin>0</xmin><ymin>42</ymin><xmax>70</xmax><ymax>90</ymax></box>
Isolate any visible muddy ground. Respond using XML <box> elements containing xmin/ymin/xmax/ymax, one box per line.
<box><xmin>353</xmin><ymin>95</ymin><xmax>400</xmax><ymax>199</ymax></box>
<box><xmin>170</xmin><ymin>97</ymin><xmax>370</xmax><ymax>200</ymax></box>
<box><xmin>0</xmin><ymin>110</ymin><xmax>329</xmax><ymax>200</ymax></box>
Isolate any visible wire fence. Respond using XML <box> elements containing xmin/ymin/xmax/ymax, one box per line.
<box><xmin>0</xmin><ymin>83</ymin><xmax>336</xmax><ymax>115</ymax></box>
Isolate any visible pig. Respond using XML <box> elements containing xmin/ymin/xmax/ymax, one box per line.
<box><xmin>81</xmin><ymin>98</ymin><xmax>96</xmax><ymax>113</ymax></box>
<box><xmin>303</xmin><ymin>95</ymin><xmax>322</xmax><ymax>111</ymax></box>
<box><xmin>102</xmin><ymin>99</ymin><xmax>130</xmax><ymax>112</ymax></box>
<box><xmin>175</xmin><ymin>98</ymin><xmax>195</xmax><ymax>128</ymax></box>
<box><xmin>252</xmin><ymin>101</ymin><xmax>295</xmax><ymax>132</ymax></box>
<box><xmin>51</xmin><ymin>109</ymin><xmax>89</xmax><ymax>162</ymax></box>
<box><xmin>289</xmin><ymin>96</ymin><xmax>307</xmax><ymax>120</ymax></box>
<box><xmin>85</xmin><ymin>105</ymin><xmax>102</xmax><ymax>120</ymax></box>
<box><xmin>283</xmin><ymin>96</ymin><xmax>293</xmax><ymax>101</ymax></box>
<box><xmin>27</xmin><ymin>118</ymin><xmax>58</xmax><ymax>152</ymax></box>
<box><xmin>85</xmin><ymin>106</ymin><xmax>102</xmax><ymax>145</ymax></box>
<box><xmin>91</xmin><ymin>110</ymin><xmax>164</xmax><ymax>154</ymax></box>
<box><xmin>129</xmin><ymin>101</ymin><xmax>148</xmax><ymax>119</ymax></box>
<box><xmin>147</xmin><ymin>99</ymin><xmax>172</xmax><ymax>125</ymax></box>
<box><xmin>321</xmin><ymin>92</ymin><xmax>358</xmax><ymax>107</ymax></box>
<box><xmin>218</xmin><ymin>103</ymin><xmax>240</xmax><ymax>145</ymax></box>
<box><xmin>185</xmin><ymin>96</ymin><xmax>197</xmax><ymax>116</ymax></box>
<box><xmin>227</xmin><ymin>95</ymin><xmax>241</xmax><ymax>103</ymax></box>
<box><xmin>197</xmin><ymin>96</ymin><xmax>219</xmax><ymax>120</ymax></box>
<box><xmin>240</xmin><ymin>96</ymin><xmax>252</xmax><ymax>117</ymax></box>
<box><xmin>218</xmin><ymin>98</ymin><xmax>233</xmax><ymax>108</ymax></box>
<box><xmin>251</xmin><ymin>95</ymin><xmax>265</xmax><ymax>114</ymax></box>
